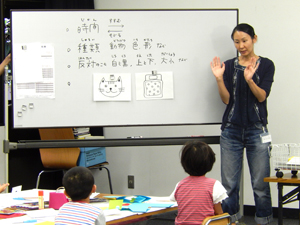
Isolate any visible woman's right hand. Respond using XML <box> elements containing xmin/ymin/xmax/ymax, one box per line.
<box><xmin>210</xmin><ymin>57</ymin><xmax>225</xmax><ymax>81</ymax></box>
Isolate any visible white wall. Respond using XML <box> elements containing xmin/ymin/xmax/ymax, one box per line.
<box><xmin>91</xmin><ymin>0</ymin><xmax>300</xmax><ymax>210</ymax></box>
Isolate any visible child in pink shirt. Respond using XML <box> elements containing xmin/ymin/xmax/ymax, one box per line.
<box><xmin>170</xmin><ymin>141</ymin><xmax>228</xmax><ymax>224</ymax></box>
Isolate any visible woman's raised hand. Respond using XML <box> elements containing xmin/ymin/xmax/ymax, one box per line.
<box><xmin>210</xmin><ymin>57</ymin><xmax>225</xmax><ymax>81</ymax></box>
<box><xmin>244</xmin><ymin>57</ymin><xmax>259</xmax><ymax>82</ymax></box>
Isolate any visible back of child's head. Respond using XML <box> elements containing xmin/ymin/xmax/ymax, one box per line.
<box><xmin>180</xmin><ymin>141</ymin><xmax>216</xmax><ymax>176</ymax></box>
<box><xmin>63</xmin><ymin>166</ymin><xmax>94</xmax><ymax>201</ymax></box>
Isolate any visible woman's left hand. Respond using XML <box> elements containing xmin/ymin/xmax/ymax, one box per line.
<box><xmin>244</xmin><ymin>57</ymin><xmax>259</xmax><ymax>82</ymax></box>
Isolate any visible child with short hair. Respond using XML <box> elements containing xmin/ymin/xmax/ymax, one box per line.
<box><xmin>170</xmin><ymin>141</ymin><xmax>228</xmax><ymax>224</ymax></box>
<box><xmin>55</xmin><ymin>166</ymin><xmax>106</xmax><ymax>225</ymax></box>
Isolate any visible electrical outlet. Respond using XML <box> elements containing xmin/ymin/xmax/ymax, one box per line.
<box><xmin>128</xmin><ymin>175</ymin><xmax>134</xmax><ymax>189</ymax></box>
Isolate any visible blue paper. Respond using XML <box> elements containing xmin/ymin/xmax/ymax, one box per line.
<box><xmin>123</xmin><ymin>195</ymin><xmax>151</xmax><ymax>203</ymax></box>
<box><xmin>143</xmin><ymin>203</ymin><xmax>175</xmax><ymax>208</ymax></box>
<box><xmin>128</xmin><ymin>203</ymin><xmax>149</xmax><ymax>213</ymax></box>
<box><xmin>13</xmin><ymin>197</ymin><xmax>25</xmax><ymax>200</ymax></box>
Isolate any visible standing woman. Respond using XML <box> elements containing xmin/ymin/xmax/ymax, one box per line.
<box><xmin>210</xmin><ymin>23</ymin><xmax>274</xmax><ymax>225</ymax></box>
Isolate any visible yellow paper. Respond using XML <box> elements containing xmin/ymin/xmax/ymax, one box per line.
<box><xmin>36</xmin><ymin>222</ymin><xmax>55</xmax><ymax>225</ymax></box>
<box><xmin>108</xmin><ymin>200</ymin><xmax>123</xmax><ymax>209</ymax></box>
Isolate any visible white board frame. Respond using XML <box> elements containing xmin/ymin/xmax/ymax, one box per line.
<box><xmin>11</xmin><ymin>9</ymin><xmax>238</xmax><ymax>128</ymax></box>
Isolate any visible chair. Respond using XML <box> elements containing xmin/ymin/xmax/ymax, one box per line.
<box><xmin>36</xmin><ymin>128</ymin><xmax>113</xmax><ymax>194</ymax></box>
<box><xmin>148</xmin><ymin>212</ymin><xmax>230</xmax><ymax>225</ymax></box>
<box><xmin>202</xmin><ymin>213</ymin><xmax>231</xmax><ymax>225</ymax></box>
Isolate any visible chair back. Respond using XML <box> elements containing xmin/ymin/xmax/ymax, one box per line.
<box><xmin>202</xmin><ymin>213</ymin><xmax>231</xmax><ymax>225</ymax></box>
<box><xmin>39</xmin><ymin>128</ymin><xmax>80</xmax><ymax>169</ymax></box>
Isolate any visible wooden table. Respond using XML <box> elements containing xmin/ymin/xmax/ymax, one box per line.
<box><xmin>96</xmin><ymin>193</ymin><xmax>177</xmax><ymax>225</ymax></box>
<box><xmin>106</xmin><ymin>206</ymin><xmax>177</xmax><ymax>224</ymax></box>
<box><xmin>264</xmin><ymin>173</ymin><xmax>300</xmax><ymax>225</ymax></box>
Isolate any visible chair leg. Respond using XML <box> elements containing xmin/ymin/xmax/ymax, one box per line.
<box><xmin>36</xmin><ymin>170</ymin><xmax>64</xmax><ymax>189</ymax></box>
<box><xmin>99</xmin><ymin>166</ymin><xmax>113</xmax><ymax>194</ymax></box>
<box><xmin>36</xmin><ymin>170</ymin><xmax>45</xmax><ymax>189</ymax></box>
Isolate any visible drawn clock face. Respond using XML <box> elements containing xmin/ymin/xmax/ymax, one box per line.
<box><xmin>143</xmin><ymin>74</ymin><xmax>163</xmax><ymax>98</ymax></box>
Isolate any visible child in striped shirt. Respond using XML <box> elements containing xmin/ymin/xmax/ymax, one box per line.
<box><xmin>170</xmin><ymin>141</ymin><xmax>228</xmax><ymax>225</ymax></box>
<box><xmin>55</xmin><ymin>166</ymin><xmax>106</xmax><ymax>225</ymax></box>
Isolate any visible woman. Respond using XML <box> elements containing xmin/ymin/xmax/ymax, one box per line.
<box><xmin>210</xmin><ymin>23</ymin><xmax>275</xmax><ymax>225</ymax></box>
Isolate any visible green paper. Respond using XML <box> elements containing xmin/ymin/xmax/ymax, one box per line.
<box><xmin>108</xmin><ymin>200</ymin><xmax>123</xmax><ymax>209</ymax></box>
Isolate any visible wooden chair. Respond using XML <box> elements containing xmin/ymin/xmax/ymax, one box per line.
<box><xmin>202</xmin><ymin>213</ymin><xmax>231</xmax><ymax>225</ymax></box>
<box><xmin>36</xmin><ymin>128</ymin><xmax>113</xmax><ymax>193</ymax></box>
<box><xmin>148</xmin><ymin>212</ymin><xmax>230</xmax><ymax>225</ymax></box>
<box><xmin>39</xmin><ymin>128</ymin><xmax>80</xmax><ymax>169</ymax></box>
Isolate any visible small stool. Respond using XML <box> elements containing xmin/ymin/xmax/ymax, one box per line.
<box><xmin>36</xmin><ymin>162</ymin><xmax>113</xmax><ymax>194</ymax></box>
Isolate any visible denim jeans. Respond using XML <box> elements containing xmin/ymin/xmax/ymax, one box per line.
<box><xmin>220</xmin><ymin>122</ymin><xmax>273</xmax><ymax>224</ymax></box>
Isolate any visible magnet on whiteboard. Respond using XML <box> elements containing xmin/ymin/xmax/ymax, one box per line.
<box><xmin>22</xmin><ymin>105</ymin><xmax>27</xmax><ymax>111</ymax></box>
<box><xmin>29</xmin><ymin>103</ymin><xmax>34</xmax><ymax>109</ymax></box>
<box><xmin>17</xmin><ymin>111</ymin><xmax>22</xmax><ymax>117</ymax></box>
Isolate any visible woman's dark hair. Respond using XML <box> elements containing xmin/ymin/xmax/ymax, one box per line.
<box><xmin>63</xmin><ymin>166</ymin><xmax>94</xmax><ymax>201</ymax></box>
<box><xmin>180</xmin><ymin>141</ymin><xmax>216</xmax><ymax>176</ymax></box>
<box><xmin>231</xmin><ymin>23</ymin><xmax>256</xmax><ymax>40</ymax></box>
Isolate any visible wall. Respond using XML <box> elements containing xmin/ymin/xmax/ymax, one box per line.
<box><xmin>91</xmin><ymin>0</ymin><xmax>300</xmax><ymax>210</ymax></box>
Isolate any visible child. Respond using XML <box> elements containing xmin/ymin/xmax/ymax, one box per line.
<box><xmin>55</xmin><ymin>166</ymin><xmax>106</xmax><ymax>225</ymax></box>
<box><xmin>170</xmin><ymin>141</ymin><xmax>228</xmax><ymax>224</ymax></box>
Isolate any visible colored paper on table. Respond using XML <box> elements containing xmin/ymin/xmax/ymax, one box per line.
<box><xmin>0</xmin><ymin>209</ymin><xmax>16</xmax><ymax>215</ymax></box>
<box><xmin>0</xmin><ymin>213</ymin><xmax>26</xmax><ymax>218</ymax></box>
<box><xmin>104</xmin><ymin>196</ymin><xmax>125</xmax><ymax>200</ymax></box>
<box><xmin>143</xmin><ymin>203</ymin><xmax>175</xmax><ymax>208</ymax></box>
<box><xmin>108</xmin><ymin>200</ymin><xmax>123</xmax><ymax>209</ymax></box>
<box><xmin>36</xmin><ymin>222</ymin><xmax>55</xmax><ymax>225</ymax></box>
<box><xmin>123</xmin><ymin>195</ymin><xmax>151</xmax><ymax>203</ymax></box>
<box><xmin>128</xmin><ymin>203</ymin><xmax>149</xmax><ymax>213</ymax></box>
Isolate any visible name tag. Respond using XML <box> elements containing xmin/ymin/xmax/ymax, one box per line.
<box><xmin>260</xmin><ymin>133</ymin><xmax>272</xmax><ymax>143</ymax></box>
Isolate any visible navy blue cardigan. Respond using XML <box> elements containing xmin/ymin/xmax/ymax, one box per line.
<box><xmin>221</xmin><ymin>57</ymin><xmax>275</xmax><ymax>130</ymax></box>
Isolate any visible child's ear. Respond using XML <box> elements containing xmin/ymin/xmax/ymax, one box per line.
<box><xmin>92</xmin><ymin>184</ymin><xmax>97</xmax><ymax>193</ymax></box>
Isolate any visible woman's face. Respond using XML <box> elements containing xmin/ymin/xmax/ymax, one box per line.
<box><xmin>233</xmin><ymin>31</ymin><xmax>257</xmax><ymax>57</ymax></box>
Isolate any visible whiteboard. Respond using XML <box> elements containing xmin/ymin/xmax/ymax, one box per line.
<box><xmin>11</xmin><ymin>9</ymin><xmax>238</xmax><ymax>128</ymax></box>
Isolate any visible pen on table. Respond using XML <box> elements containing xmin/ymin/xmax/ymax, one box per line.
<box><xmin>13</xmin><ymin>219</ymin><xmax>37</xmax><ymax>224</ymax></box>
<box><xmin>127</xmin><ymin>136</ymin><xmax>143</xmax><ymax>139</ymax></box>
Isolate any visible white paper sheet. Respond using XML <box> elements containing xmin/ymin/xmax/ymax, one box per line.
<box><xmin>93</xmin><ymin>73</ymin><xmax>131</xmax><ymax>101</ymax></box>
<box><xmin>135</xmin><ymin>71</ymin><xmax>174</xmax><ymax>100</ymax></box>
